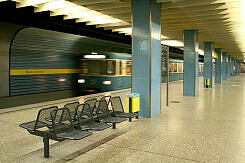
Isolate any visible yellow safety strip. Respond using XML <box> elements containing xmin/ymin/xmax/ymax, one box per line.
<box><xmin>10</xmin><ymin>69</ymin><xmax>82</xmax><ymax>75</ymax></box>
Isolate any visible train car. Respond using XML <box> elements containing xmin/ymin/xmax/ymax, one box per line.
<box><xmin>78</xmin><ymin>52</ymin><xmax>204</xmax><ymax>93</ymax></box>
<box><xmin>78</xmin><ymin>52</ymin><xmax>132</xmax><ymax>93</ymax></box>
<box><xmin>168</xmin><ymin>60</ymin><xmax>204</xmax><ymax>81</ymax></box>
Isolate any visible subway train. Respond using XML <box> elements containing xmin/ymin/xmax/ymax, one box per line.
<box><xmin>78</xmin><ymin>52</ymin><xmax>204</xmax><ymax>93</ymax></box>
<box><xmin>7</xmin><ymin>26</ymin><xmax>203</xmax><ymax>97</ymax></box>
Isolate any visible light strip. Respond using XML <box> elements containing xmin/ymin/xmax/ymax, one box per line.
<box><xmin>12</xmin><ymin>0</ymin><xmax>130</xmax><ymax>35</ymax></box>
<box><xmin>17</xmin><ymin>0</ymin><xmax>53</xmax><ymax>8</ymax></box>
<box><xmin>50</xmin><ymin>6</ymin><xmax>87</xmax><ymax>16</ymax></box>
<box><xmin>87</xmin><ymin>18</ymin><xmax>122</xmax><ymax>25</ymax></box>
<box><xmin>64</xmin><ymin>10</ymin><xmax>94</xmax><ymax>19</ymax></box>
<box><xmin>161</xmin><ymin>40</ymin><xmax>184</xmax><ymax>47</ymax></box>
<box><xmin>84</xmin><ymin>55</ymin><xmax>106</xmax><ymax>59</ymax></box>
<box><xmin>35</xmin><ymin>0</ymin><xmax>75</xmax><ymax>12</ymax></box>
<box><xmin>113</xmin><ymin>27</ymin><xmax>132</xmax><ymax>34</ymax></box>
<box><xmin>198</xmin><ymin>49</ymin><xmax>204</xmax><ymax>55</ymax></box>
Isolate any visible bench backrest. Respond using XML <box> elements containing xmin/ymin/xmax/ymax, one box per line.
<box><xmin>76</xmin><ymin>103</ymin><xmax>93</xmax><ymax>124</ymax></box>
<box><xmin>50</xmin><ymin>107</ymin><xmax>74</xmax><ymax>134</ymax></box>
<box><xmin>64</xmin><ymin>102</ymin><xmax>79</xmax><ymax>120</ymax></box>
<box><xmin>34</xmin><ymin>106</ymin><xmax>58</xmax><ymax>131</ymax></box>
<box><xmin>84</xmin><ymin>98</ymin><xmax>97</xmax><ymax>114</ymax></box>
<box><xmin>95</xmin><ymin>99</ymin><xmax>110</xmax><ymax>120</ymax></box>
<box><xmin>111</xmin><ymin>96</ymin><xmax>125</xmax><ymax>112</ymax></box>
<box><xmin>100</xmin><ymin>95</ymin><xmax>112</xmax><ymax>110</ymax></box>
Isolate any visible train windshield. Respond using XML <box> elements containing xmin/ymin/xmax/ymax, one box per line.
<box><xmin>81</xmin><ymin>60</ymin><xmax>116</xmax><ymax>75</ymax></box>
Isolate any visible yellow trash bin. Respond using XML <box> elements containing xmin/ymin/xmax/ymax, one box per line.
<box><xmin>126</xmin><ymin>93</ymin><xmax>140</xmax><ymax>113</ymax></box>
<box><xmin>205</xmin><ymin>79</ymin><xmax>210</xmax><ymax>88</ymax></box>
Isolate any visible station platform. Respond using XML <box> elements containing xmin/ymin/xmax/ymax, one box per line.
<box><xmin>0</xmin><ymin>75</ymin><xmax>245</xmax><ymax>162</ymax></box>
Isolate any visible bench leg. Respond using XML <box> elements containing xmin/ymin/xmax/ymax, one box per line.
<box><xmin>112</xmin><ymin>123</ymin><xmax>116</xmax><ymax>129</ymax></box>
<box><xmin>43</xmin><ymin>134</ymin><xmax>49</xmax><ymax>158</ymax></box>
<box><xmin>129</xmin><ymin>117</ymin><xmax>132</xmax><ymax>122</ymax></box>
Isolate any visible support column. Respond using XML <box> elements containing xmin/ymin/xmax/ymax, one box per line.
<box><xmin>239</xmin><ymin>63</ymin><xmax>241</xmax><ymax>74</ymax></box>
<box><xmin>235</xmin><ymin>60</ymin><xmax>238</xmax><ymax>75</ymax></box>
<box><xmin>227</xmin><ymin>55</ymin><xmax>231</xmax><ymax>79</ymax></box>
<box><xmin>215</xmin><ymin>48</ymin><xmax>222</xmax><ymax>83</ymax></box>
<box><xmin>234</xmin><ymin>59</ymin><xmax>237</xmax><ymax>75</ymax></box>
<box><xmin>132</xmin><ymin>0</ymin><xmax>161</xmax><ymax>118</ymax></box>
<box><xmin>222</xmin><ymin>52</ymin><xmax>227</xmax><ymax>80</ymax></box>
<box><xmin>204</xmin><ymin>42</ymin><xmax>214</xmax><ymax>88</ymax></box>
<box><xmin>231</xmin><ymin>57</ymin><xmax>234</xmax><ymax>76</ymax></box>
<box><xmin>184</xmin><ymin>30</ymin><xmax>199</xmax><ymax>96</ymax></box>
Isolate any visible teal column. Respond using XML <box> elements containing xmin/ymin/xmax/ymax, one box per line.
<box><xmin>215</xmin><ymin>48</ymin><xmax>222</xmax><ymax>83</ymax></box>
<box><xmin>222</xmin><ymin>52</ymin><xmax>227</xmax><ymax>80</ymax></box>
<box><xmin>239</xmin><ymin>63</ymin><xmax>241</xmax><ymax>74</ymax></box>
<box><xmin>184</xmin><ymin>30</ymin><xmax>199</xmax><ymax>96</ymax></box>
<box><xmin>234</xmin><ymin>59</ymin><xmax>237</xmax><ymax>75</ymax></box>
<box><xmin>235</xmin><ymin>60</ymin><xmax>238</xmax><ymax>75</ymax></box>
<box><xmin>204</xmin><ymin>42</ymin><xmax>214</xmax><ymax>88</ymax></box>
<box><xmin>227</xmin><ymin>55</ymin><xmax>231</xmax><ymax>79</ymax></box>
<box><xmin>231</xmin><ymin>57</ymin><xmax>234</xmax><ymax>76</ymax></box>
<box><xmin>132</xmin><ymin>0</ymin><xmax>161</xmax><ymax>118</ymax></box>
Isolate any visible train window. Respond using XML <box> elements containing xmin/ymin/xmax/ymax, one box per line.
<box><xmin>126</xmin><ymin>61</ymin><xmax>132</xmax><ymax>75</ymax></box>
<box><xmin>81</xmin><ymin>60</ymin><xmax>116</xmax><ymax>75</ymax></box>
<box><xmin>106</xmin><ymin>60</ymin><xmax>116</xmax><ymax>75</ymax></box>
<box><xmin>87</xmin><ymin>60</ymin><xmax>106</xmax><ymax>75</ymax></box>
<box><xmin>120</xmin><ymin>60</ymin><xmax>132</xmax><ymax>76</ymax></box>
<box><xmin>174</xmin><ymin>64</ymin><xmax>177</xmax><ymax>72</ymax></box>
<box><xmin>81</xmin><ymin>60</ymin><xmax>88</xmax><ymax>74</ymax></box>
<box><xmin>169</xmin><ymin>63</ymin><xmax>174</xmax><ymax>72</ymax></box>
<box><xmin>178</xmin><ymin>63</ymin><xmax>183</xmax><ymax>73</ymax></box>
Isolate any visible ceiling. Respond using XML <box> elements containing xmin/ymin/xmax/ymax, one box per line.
<box><xmin>1</xmin><ymin>0</ymin><xmax>245</xmax><ymax>61</ymax></box>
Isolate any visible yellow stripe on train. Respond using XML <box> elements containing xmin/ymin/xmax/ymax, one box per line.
<box><xmin>10</xmin><ymin>69</ymin><xmax>82</xmax><ymax>75</ymax></box>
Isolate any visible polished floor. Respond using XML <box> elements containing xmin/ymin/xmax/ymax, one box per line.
<box><xmin>1</xmin><ymin>75</ymin><xmax>245</xmax><ymax>162</ymax></box>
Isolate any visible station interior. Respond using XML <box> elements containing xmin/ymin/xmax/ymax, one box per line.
<box><xmin>0</xmin><ymin>0</ymin><xmax>245</xmax><ymax>162</ymax></box>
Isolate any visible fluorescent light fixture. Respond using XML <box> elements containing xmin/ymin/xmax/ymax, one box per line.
<box><xmin>78</xmin><ymin>79</ymin><xmax>85</xmax><ymax>84</ymax></box>
<box><xmin>35</xmin><ymin>0</ymin><xmax>75</xmax><ymax>12</ymax></box>
<box><xmin>14</xmin><ymin>0</ymin><xmax>130</xmax><ymax>36</ymax></box>
<box><xmin>91</xmin><ymin>52</ymin><xmax>98</xmax><ymax>55</ymax></box>
<box><xmin>84</xmin><ymin>55</ymin><xmax>106</xmax><ymax>59</ymax></box>
<box><xmin>113</xmin><ymin>28</ymin><xmax>132</xmax><ymax>35</ymax></box>
<box><xmin>161</xmin><ymin>35</ymin><xmax>168</xmax><ymax>39</ymax></box>
<box><xmin>76</xmin><ymin>15</ymin><xmax>112</xmax><ymax>23</ymax></box>
<box><xmin>87</xmin><ymin>19</ymin><xmax>122</xmax><ymax>25</ymax></box>
<box><xmin>17</xmin><ymin>0</ymin><xmax>54</xmax><ymax>8</ymax></box>
<box><xmin>65</xmin><ymin>10</ymin><xmax>94</xmax><ymax>19</ymax></box>
<box><xmin>161</xmin><ymin>40</ymin><xmax>184</xmax><ymax>47</ymax></box>
<box><xmin>198</xmin><ymin>49</ymin><xmax>204</xmax><ymax>55</ymax></box>
<box><xmin>51</xmin><ymin>6</ymin><xmax>87</xmax><ymax>16</ymax></box>
<box><xmin>103</xmin><ymin>81</ymin><xmax>112</xmax><ymax>85</ymax></box>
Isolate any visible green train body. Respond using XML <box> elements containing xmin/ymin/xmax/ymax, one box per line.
<box><xmin>78</xmin><ymin>52</ymin><xmax>204</xmax><ymax>93</ymax></box>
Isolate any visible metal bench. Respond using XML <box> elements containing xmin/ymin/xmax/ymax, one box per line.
<box><xmin>19</xmin><ymin>106</ymin><xmax>92</xmax><ymax>158</ymax></box>
<box><xmin>95</xmin><ymin>99</ymin><xmax>127</xmax><ymax>129</ymax></box>
<box><xmin>110</xmin><ymin>96</ymin><xmax>139</xmax><ymax>122</ymax></box>
<box><xmin>84</xmin><ymin>98</ymin><xmax>97</xmax><ymax>113</ymax></box>
<box><xmin>20</xmin><ymin>106</ymin><xmax>58</xmax><ymax>131</ymax></box>
<box><xmin>76</xmin><ymin>103</ymin><xmax>111</xmax><ymax>131</ymax></box>
<box><xmin>101</xmin><ymin>95</ymin><xmax>112</xmax><ymax>106</ymax></box>
<box><xmin>64</xmin><ymin>102</ymin><xmax>79</xmax><ymax>120</ymax></box>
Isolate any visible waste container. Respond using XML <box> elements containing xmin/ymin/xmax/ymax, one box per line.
<box><xmin>205</xmin><ymin>79</ymin><xmax>210</xmax><ymax>88</ymax></box>
<box><xmin>126</xmin><ymin>93</ymin><xmax>140</xmax><ymax>113</ymax></box>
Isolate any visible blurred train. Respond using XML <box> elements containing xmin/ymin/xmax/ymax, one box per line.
<box><xmin>78</xmin><ymin>52</ymin><xmax>204</xmax><ymax>93</ymax></box>
<box><xmin>8</xmin><ymin>27</ymin><xmax>203</xmax><ymax>97</ymax></box>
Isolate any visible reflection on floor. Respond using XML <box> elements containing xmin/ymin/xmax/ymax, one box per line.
<box><xmin>1</xmin><ymin>75</ymin><xmax>245</xmax><ymax>162</ymax></box>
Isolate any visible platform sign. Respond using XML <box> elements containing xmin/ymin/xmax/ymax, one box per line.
<box><xmin>161</xmin><ymin>45</ymin><xmax>169</xmax><ymax>106</ymax></box>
